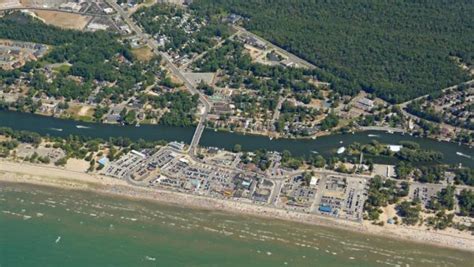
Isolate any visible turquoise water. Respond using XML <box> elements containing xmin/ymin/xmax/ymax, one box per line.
<box><xmin>1</xmin><ymin>182</ymin><xmax>473</xmax><ymax>266</ymax></box>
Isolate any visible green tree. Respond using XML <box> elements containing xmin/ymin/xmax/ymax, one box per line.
<box><xmin>55</xmin><ymin>157</ymin><xmax>68</xmax><ymax>166</ymax></box>
<box><xmin>396</xmin><ymin>201</ymin><xmax>421</xmax><ymax>225</ymax></box>
<box><xmin>233</xmin><ymin>144</ymin><xmax>242</xmax><ymax>153</ymax></box>
<box><xmin>457</xmin><ymin>189</ymin><xmax>474</xmax><ymax>217</ymax></box>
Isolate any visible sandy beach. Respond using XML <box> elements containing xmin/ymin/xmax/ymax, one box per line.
<box><xmin>1</xmin><ymin>159</ymin><xmax>473</xmax><ymax>252</ymax></box>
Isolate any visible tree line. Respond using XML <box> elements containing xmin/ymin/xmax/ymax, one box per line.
<box><xmin>191</xmin><ymin>0</ymin><xmax>473</xmax><ymax>103</ymax></box>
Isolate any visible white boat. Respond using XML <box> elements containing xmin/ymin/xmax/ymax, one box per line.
<box><xmin>387</xmin><ymin>130</ymin><xmax>394</xmax><ymax>134</ymax></box>
<box><xmin>367</xmin><ymin>134</ymin><xmax>379</xmax><ymax>137</ymax></box>
<box><xmin>55</xmin><ymin>236</ymin><xmax>61</xmax><ymax>243</ymax></box>
<box><xmin>336</xmin><ymin>147</ymin><xmax>346</xmax><ymax>154</ymax></box>
<box><xmin>135</xmin><ymin>122</ymin><xmax>140</xmax><ymax>127</ymax></box>
<box><xmin>50</xmin><ymin>128</ymin><xmax>63</xmax><ymax>132</ymax></box>
<box><xmin>311</xmin><ymin>150</ymin><xmax>319</xmax><ymax>154</ymax></box>
<box><xmin>456</xmin><ymin>152</ymin><xmax>472</xmax><ymax>159</ymax></box>
<box><xmin>339</xmin><ymin>141</ymin><xmax>343</xmax><ymax>144</ymax></box>
<box><xmin>76</xmin><ymin>125</ymin><xmax>91</xmax><ymax>129</ymax></box>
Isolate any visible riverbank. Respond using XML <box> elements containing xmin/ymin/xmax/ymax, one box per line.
<box><xmin>1</xmin><ymin>110</ymin><xmax>473</xmax><ymax>167</ymax></box>
<box><xmin>1</xmin><ymin>160</ymin><xmax>473</xmax><ymax>252</ymax></box>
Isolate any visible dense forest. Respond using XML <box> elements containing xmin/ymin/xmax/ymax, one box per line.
<box><xmin>192</xmin><ymin>0</ymin><xmax>473</xmax><ymax>103</ymax></box>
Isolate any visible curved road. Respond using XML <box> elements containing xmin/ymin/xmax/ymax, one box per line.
<box><xmin>105</xmin><ymin>0</ymin><xmax>211</xmax><ymax>156</ymax></box>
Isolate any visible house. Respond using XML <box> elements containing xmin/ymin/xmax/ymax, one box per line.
<box><xmin>239</xmin><ymin>35</ymin><xmax>267</xmax><ymax>50</ymax></box>
<box><xmin>212</xmin><ymin>102</ymin><xmax>233</xmax><ymax>115</ymax></box>
<box><xmin>39</xmin><ymin>102</ymin><xmax>58</xmax><ymax>114</ymax></box>
<box><xmin>225</xmin><ymin>14</ymin><xmax>242</xmax><ymax>24</ymax></box>
<box><xmin>105</xmin><ymin>114</ymin><xmax>121</xmax><ymax>123</ymax></box>
<box><xmin>356</xmin><ymin>97</ymin><xmax>374</xmax><ymax>111</ymax></box>
<box><xmin>59</xmin><ymin>2</ymin><xmax>82</xmax><ymax>12</ymax></box>
<box><xmin>319</xmin><ymin>205</ymin><xmax>332</xmax><ymax>213</ymax></box>
<box><xmin>266</xmin><ymin>52</ymin><xmax>280</xmax><ymax>62</ymax></box>
<box><xmin>119</xmin><ymin>25</ymin><xmax>132</xmax><ymax>34</ymax></box>
<box><xmin>137</xmin><ymin>112</ymin><xmax>145</xmax><ymax>121</ymax></box>
<box><xmin>280</xmin><ymin>59</ymin><xmax>295</xmax><ymax>68</ymax></box>
<box><xmin>98</xmin><ymin>157</ymin><xmax>109</xmax><ymax>166</ymax></box>
<box><xmin>169</xmin><ymin>141</ymin><xmax>185</xmax><ymax>151</ymax></box>
<box><xmin>103</xmin><ymin>7</ymin><xmax>114</xmax><ymax>14</ymax></box>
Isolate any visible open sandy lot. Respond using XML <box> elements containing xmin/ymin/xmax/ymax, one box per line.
<box><xmin>19</xmin><ymin>0</ymin><xmax>68</xmax><ymax>9</ymax></box>
<box><xmin>0</xmin><ymin>0</ymin><xmax>21</xmax><ymax>10</ymax></box>
<box><xmin>65</xmin><ymin>104</ymin><xmax>94</xmax><ymax>121</ymax></box>
<box><xmin>77</xmin><ymin>105</ymin><xmax>93</xmax><ymax>117</ymax></box>
<box><xmin>33</xmin><ymin>10</ymin><xmax>92</xmax><ymax>30</ymax></box>
<box><xmin>128</xmin><ymin>0</ymin><xmax>157</xmax><ymax>15</ymax></box>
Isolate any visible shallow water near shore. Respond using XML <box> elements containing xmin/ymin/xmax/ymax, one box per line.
<box><xmin>1</xmin><ymin>183</ymin><xmax>473</xmax><ymax>267</ymax></box>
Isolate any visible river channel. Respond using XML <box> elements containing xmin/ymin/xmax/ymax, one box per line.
<box><xmin>0</xmin><ymin>110</ymin><xmax>472</xmax><ymax>167</ymax></box>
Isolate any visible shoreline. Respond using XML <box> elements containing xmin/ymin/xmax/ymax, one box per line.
<box><xmin>1</xmin><ymin>108</ymin><xmax>472</xmax><ymax>148</ymax></box>
<box><xmin>1</xmin><ymin>160</ymin><xmax>473</xmax><ymax>252</ymax></box>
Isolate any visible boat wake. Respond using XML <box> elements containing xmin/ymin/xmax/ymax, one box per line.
<box><xmin>456</xmin><ymin>152</ymin><xmax>472</xmax><ymax>159</ymax></box>
<box><xmin>145</xmin><ymin>256</ymin><xmax>156</xmax><ymax>261</ymax></box>
<box><xmin>76</xmin><ymin>125</ymin><xmax>91</xmax><ymax>129</ymax></box>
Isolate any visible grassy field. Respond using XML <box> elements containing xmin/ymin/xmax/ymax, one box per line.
<box><xmin>131</xmin><ymin>46</ymin><xmax>155</xmax><ymax>62</ymax></box>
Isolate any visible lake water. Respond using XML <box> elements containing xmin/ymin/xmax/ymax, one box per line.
<box><xmin>1</xmin><ymin>182</ymin><xmax>473</xmax><ymax>267</ymax></box>
<box><xmin>0</xmin><ymin>110</ymin><xmax>472</xmax><ymax>167</ymax></box>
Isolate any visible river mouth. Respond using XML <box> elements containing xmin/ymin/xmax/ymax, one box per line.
<box><xmin>0</xmin><ymin>110</ymin><xmax>473</xmax><ymax>167</ymax></box>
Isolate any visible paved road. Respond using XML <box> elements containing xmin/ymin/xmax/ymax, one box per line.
<box><xmin>310</xmin><ymin>175</ymin><xmax>328</xmax><ymax>213</ymax></box>
<box><xmin>233</xmin><ymin>25</ymin><xmax>317</xmax><ymax>70</ymax></box>
<box><xmin>105</xmin><ymin>0</ymin><xmax>143</xmax><ymax>35</ymax></box>
<box><xmin>157</xmin><ymin>50</ymin><xmax>211</xmax><ymax>156</ymax></box>
<box><xmin>268</xmin><ymin>180</ymin><xmax>283</xmax><ymax>205</ymax></box>
<box><xmin>398</xmin><ymin>79</ymin><xmax>474</xmax><ymax>134</ymax></box>
<box><xmin>106</xmin><ymin>0</ymin><xmax>211</xmax><ymax>156</ymax></box>
<box><xmin>399</xmin><ymin>79</ymin><xmax>474</xmax><ymax>108</ymax></box>
<box><xmin>271</xmin><ymin>93</ymin><xmax>285</xmax><ymax>123</ymax></box>
<box><xmin>180</xmin><ymin>30</ymin><xmax>240</xmax><ymax>70</ymax></box>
